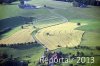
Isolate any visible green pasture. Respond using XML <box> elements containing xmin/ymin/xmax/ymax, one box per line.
<box><xmin>0</xmin><ymin>44</ymin><xmax>45</xmax><ymax>66</ymax></box>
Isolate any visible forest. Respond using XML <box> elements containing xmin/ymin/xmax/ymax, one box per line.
<box><xmin>55</xmin><ymin>0</ymin><xmax>100</xmax><ymax>6</ymax></box>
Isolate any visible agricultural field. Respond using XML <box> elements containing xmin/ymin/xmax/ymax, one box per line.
<box><xmin>0</xmin><ymin>0</ymin><xmax>100</xmax><ymax>66</ymax></box>
<box><xmin>0</xmin><ymin>25</ymin><xmax>35</xmax><ymax>44</ymax></box>
<box><xmin>35</xmin><ymin>22</ymin><xmax>86</xmax><ymax>50</ymax></box>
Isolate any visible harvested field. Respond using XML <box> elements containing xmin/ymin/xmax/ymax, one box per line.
<box><xmin>0</xmin><ymin>25</ymin><xmax>35</xmax><ymax>44</ymax></box>
<box><xmin>35</xmin><ymin>22</ymin><xmax>86</xmax><ymax>50</ymax></box>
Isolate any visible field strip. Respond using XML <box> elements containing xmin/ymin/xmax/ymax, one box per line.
<box><xmin>35</xmin><ymin>22</ymin><xmax>86</xmax><ymax>50</ymax></box>
<box><xmin>37</xmin><ymin>16</ymin><xmax>60</xmax><ymax>21</ymax></box>
<box><xmin>47</xmin><ymin>8</ymin><xmax>68</xmax><ymax>22</ymax></box>
<box><xmin>0</xmin><ymin>26</ymin><xmax>35</xmax><ymax>44</ymax></box>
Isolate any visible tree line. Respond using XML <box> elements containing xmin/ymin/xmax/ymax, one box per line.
<box><xmin>0</xmin><ymin>0</ymin><xmax>18</xmax><ymax>4</ymax></box>
<box><xmin>55</xmin><ymin>0</ymin><xmax>100</xmax><ymax>6</ymax></box>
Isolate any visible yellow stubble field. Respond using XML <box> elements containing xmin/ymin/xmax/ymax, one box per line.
<box><xmin>35</xmin><ymin>22</ymin><xmax>86</xmax><ymax>50</ymax></box>
<box><xmin>0</xmin><ymin>25</ymin><xmax>35</xmax><ymax>44</ymax></box>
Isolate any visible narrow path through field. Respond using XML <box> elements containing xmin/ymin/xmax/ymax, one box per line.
<box><xmin>46</xmin><ymin>8</ymin><xmax>68</xmax><ymax>22</ymax></box>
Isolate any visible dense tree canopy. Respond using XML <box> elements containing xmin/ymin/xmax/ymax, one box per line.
<box><xmin>0</xmin><ymin>0</ymin><xmax>18</xmax><ymax>4</ymax></box>
<box><xmin>55</xmin><ymin>0</ymin><xmax>100</xmax><ymax>6</ymax></box>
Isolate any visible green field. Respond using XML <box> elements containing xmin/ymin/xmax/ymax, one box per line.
<box><xmin>0</xmin><ymin>44</ymin><xmax>45</xmax><ymax>66</ymax></box>
<box><xmin>0</xmin><ymin>0</ymin><xmax>100</xmax><ymax>66</ymax></box>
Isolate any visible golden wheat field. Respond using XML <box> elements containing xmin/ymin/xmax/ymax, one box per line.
<box><xmin>35</xmin><ymin>22</ymin><xmax>86</xmax><ymax>50</ymax></box>
<box><xmin>0</xmin><ymin>25</ymin><xmax>35</xmax><ymax>44</ymax></box>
